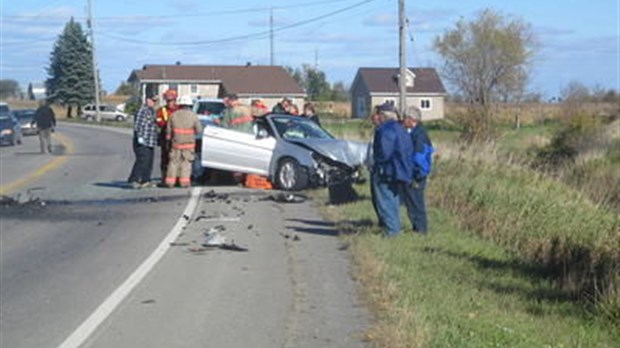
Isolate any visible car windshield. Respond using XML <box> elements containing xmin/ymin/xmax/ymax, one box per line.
<box><xmin>0</xmin><ymin>105</ymin><xmax>10</xmax><ymax>117</ymax></box>
<box><xmin>271</xmin><ymin>116</ymin><xmax>333</xmax><ymax>140</ymax></box>
<box><xmin>14</xmin><ymin>110</ymin><xmax>35</xmax><ymax>119</ymax></box>
<box><xmin>0</xmin><ymin>116</ymin><xmax>13</xmax><ymax>127</ymax></box>
<box><xmin>195</xmin><ymin>102</ymin><xmax>225</xmax><ymax>116</ymax></box>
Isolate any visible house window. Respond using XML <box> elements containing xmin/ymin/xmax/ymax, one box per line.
<box><xmin>190</xmin><ymin>84</ymin><xmax>198</xmax><ymax>93</ymax></box>
<box><xmin>420</xmin><ymin>99</ymin><xmax>431</xmax><ymax>110</ymax></box>
<box><xmin>383</xmin><ymin>98</ymin><xmax>396</xmax><ymax>107</ymax></box>
<box><xmin>168</xmin><ymin>84</ymin><xmax>178</xmax><ymax>92</ymax></box>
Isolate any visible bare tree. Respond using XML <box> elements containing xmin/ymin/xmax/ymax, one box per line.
<box><xmin>434</xmin><ymin>9</ymin><xmax>537</xmax><ymax>140</ymax></box>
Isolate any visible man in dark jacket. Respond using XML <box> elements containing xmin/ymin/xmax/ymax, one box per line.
<box><xmin>31</xmin><ymin>99</ymin><xmax>56</xmax><ymax>154</ymax></box>
<box><xmin>402</xmin><ymin>106</ymin><xmax>434</xmax><ymax>233</ymax></box>
<box><xmin>371</xmin><ymin>102</ymin><xmax>414</xmax><ymax>237</ymax></box>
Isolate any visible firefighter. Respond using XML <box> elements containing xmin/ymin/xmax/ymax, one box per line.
<box><xmin>221</xmin><ymin>93</ymin><xmax>254</xmax><ymax>133</ymax></box>
<box><xmin>164</xmin><ymin>95</ymin><xmax>203</xmax><ymax>188</ymax></box>
<box><xmin>156</xmin><ymin>89</ymin><xmax>179</xmax><ymax>182</ymax></box>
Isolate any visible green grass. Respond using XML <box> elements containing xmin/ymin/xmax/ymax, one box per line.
<box><xmin>495</xmin><ymin>122</ymin><xmax>559</xmax><ymax>155</ymax></box>
<box><xmin>314</xmin><ymin>182</ymin><xmax>619</xmax><ymax>347</ymax></box>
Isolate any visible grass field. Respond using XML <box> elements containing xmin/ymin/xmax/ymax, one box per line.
<box><xmin>315</xmin><ymin>178</ymin><xmax>618</xmax><ymax>347</ymax></box>
<box><xmin>317</xmin><ymin>117</ymin><xmax>619</xmax><ymax>347</ymax></box>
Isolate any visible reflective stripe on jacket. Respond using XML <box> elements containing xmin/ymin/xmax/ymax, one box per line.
<box><xmin>165</xmin><ymin>108</ymin><xmax>203</xmax><ymax>150</ymax></box>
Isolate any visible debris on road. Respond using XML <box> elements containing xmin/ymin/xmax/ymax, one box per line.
<box><xmin>261</xmin><ymin>193</ymin><xmax>307</xmax><ymax>204</ymax></box>
<box><xmin>170</xmin><ymin>242</ymin><xmax>191</xmax><ymax>247</ymax></box>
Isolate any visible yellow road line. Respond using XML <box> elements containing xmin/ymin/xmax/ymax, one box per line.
<box><xmin>0</xmin><ymin>133</ymin><xmax>74</xmax><ymax>196</ymax></box>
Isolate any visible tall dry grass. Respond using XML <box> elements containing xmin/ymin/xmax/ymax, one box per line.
<box><xmin>430</xmin><ymin>143</ymin><xmax>620</xmax><ymax>324</ymax></box>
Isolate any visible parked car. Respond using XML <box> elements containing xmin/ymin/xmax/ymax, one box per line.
<box><xmin>12</xmin><ymin>109</ymin><xmax>38</xmax><ymax>135</ymax></box>
<box><xmin>80</xmin><ymin>104</ymin><xmax>129</xmax><ymax>122</ymax></box>
<box><xmin>193</xmin><ymin>98</ymin><xmax>226</xmax><ymax>127</ymax></box>
<box><xmin>201</xmin><ymin>114</ymin><xmax>368</xmax><ymax>191</ymax></box>
<box><xmin>0</xmin><ymin>115</ymin><xmax>23</xmax><ymax>146</ymax></box>
<box><xmin>0</xmin><ymin>102</ymin><xmax>10</xmax><ymax>117</ymax></box>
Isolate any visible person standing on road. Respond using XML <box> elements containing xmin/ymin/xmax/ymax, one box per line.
<box><xmin>371</xmin><ymin>102</ymin><xmax>414</xmax><ymax>237</ymax></box>
<box><xmin>31</xmin><ymin>99</ymin><xmax>56</xmax><ymax>154</ymax></box>
<box><xmin>164</xmin><ymin>95</ymin><xmax>203</xmax><ymax>188</ymax></box>
<box><xmin>221</xmin><ymin>93</ymin><xmax>254</xmax><ymax>134</ymax></box>
<box><xmin>128</xmin><ymin>94</ymin><xmax>158</xmax><ymax>189</ymax></box>
<box><xmin>402</xmin><ymin>106</ymin><xmax>434</xmax><ymax>234</ymax></box>
<box><xmin>156</xmin><ymin>89</ymin><xmax>179</xmax><ymax>183</ymax></box>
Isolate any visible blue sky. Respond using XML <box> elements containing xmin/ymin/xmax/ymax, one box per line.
<box><xmin>1</xmin><ymin>0</ymin><xmax>618</xmax><ymax>98</ymax></box>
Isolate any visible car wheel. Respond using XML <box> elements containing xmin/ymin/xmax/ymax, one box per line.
<box><xmin>115</xmin><ymin>115</ymin><xmax>125</xmax><ymax>122</ymax></box>
<box><xmin>276</xmin><ymin>158</ymin><xmax>308</xmax><ymax>191</ymax></box>
<box><xmin>85</xmin><ymin>115</ymin><xmax>94</xmax><ymax>122</ymax></box>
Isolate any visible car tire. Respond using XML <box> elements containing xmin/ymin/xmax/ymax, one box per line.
<box><xmin>275</xmin><ymin>158</ymin><xmax>308</xmax><ymax>191</ymax></box>
<box><xmin>115</xmin><ymin>115</ymin><xmax>125</xmax><ymax>122</ymax></box>
<box><xmin>85</xmin><ymin>115</ymin><xmax>94</xmax><ymax>122</ymax></box>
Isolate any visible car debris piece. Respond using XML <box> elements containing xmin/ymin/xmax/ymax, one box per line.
<box><xmin>261</xmin><ymin>193</ymin><xmax>307</xmax><ymax>204</ymax></box>
<box><xmin>170</xmin><ymin>242</ymin><xmax>190</xmax><ymax>246</ymax></box>
<box><xmin>219</xmin><ymin>243</ymin><xmax>248</xmax><ymax>252</ymax></box>
<box><xmin>203</xmin><ymin>225</ymin><xmax>227</xmax><ymax>246</ymax></box>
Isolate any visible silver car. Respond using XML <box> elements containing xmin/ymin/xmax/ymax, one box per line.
<box><xmin>80</xmin><ymin>104</ymin><xmax>129</xmax><ymax>122</ymax></box>
<box><xmin>201</xmin><ymin>114</ymin><xmax>368</xmax><ymax>191</ymax></box>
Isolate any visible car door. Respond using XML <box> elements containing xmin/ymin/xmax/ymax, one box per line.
<box><xmin>201</xmin><ymin>125</ymin><xmax>276</xmax><ymax>176</ymax></box>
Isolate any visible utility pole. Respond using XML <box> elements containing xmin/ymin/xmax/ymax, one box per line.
<box><xmin>87</xmin><ymin>0</ymin><xmax>101</xmax><ymax>122</ymax></box>
<box><xmin>314</xmin><ymin>48</ymin><xmax>318</xmax><ymax>70</ymax></box>
<box><xmin>398</xmin><ymin>0</ymin><xmax>407</xmax><ymax>118</ymax></box>
<box><xmin>270</xmin><ymin>8</ymin><xmax>274</xmax><ymax>65</ymax></box>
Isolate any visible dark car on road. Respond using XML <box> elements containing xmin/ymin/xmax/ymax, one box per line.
<box><xmin>0</xmin><ymin>115</ymin><xmax>23</xmax><ymax>146</ymax></box>
<box><xmin>12</xmin><ymin>109</ymin><xmax>38</xmax><ymax>135</ymax></box>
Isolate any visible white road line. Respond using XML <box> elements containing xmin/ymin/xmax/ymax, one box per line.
<box><xmin>57</xmin><ymin>187</ymin><xmax>203</xmax><ymax>348</ymax></box>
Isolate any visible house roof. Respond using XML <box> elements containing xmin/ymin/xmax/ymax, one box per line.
<box><xmin>356</xmin><ymin>67</ymin><xmax>446</xmax><ymax>94</ymax></box>
<box><xmin>130</xmin><ymin>65</ymin><xmax>305</xmax><ymax>95</ymax></box>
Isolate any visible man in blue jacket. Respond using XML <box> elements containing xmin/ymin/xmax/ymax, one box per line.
<box><xmin>402</xmin><ymin>106</ymin><xmax>434</xmax><ymax>233</ymax></box>
<box><xmin>371</xmin><ymin>102</ymin><xmax>414</xmax><ymax>237</ymax></box>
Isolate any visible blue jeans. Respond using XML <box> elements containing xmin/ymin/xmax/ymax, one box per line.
<box><xmin>401</xmin><ymin>178</ymin><xmax>428</xmax><ymax>233</ymax></box>
<box><xmin>372</xmin><ymin>175</ymin><xmax>403</xmax><ymax>237</ymax></box>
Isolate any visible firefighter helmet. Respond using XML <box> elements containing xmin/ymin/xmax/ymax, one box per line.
<box><xmin>163</xmin><ymin>89</ymin><xmax>178</xmax><ymax>101</ymax></box>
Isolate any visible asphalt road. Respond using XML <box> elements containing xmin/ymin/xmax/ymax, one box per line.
<box><xmin>0</xmin><ymin>123</ymin><xmax>369</xmax><ymax>348</ymax></box>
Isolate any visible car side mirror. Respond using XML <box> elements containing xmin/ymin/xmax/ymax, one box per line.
<box><xmin>256</xmin><ymin>129</ymin><xmax>269</xmax><ymax>139</ymax></box>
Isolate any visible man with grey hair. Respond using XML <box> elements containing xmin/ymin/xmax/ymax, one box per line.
<box><xmin>371</xmin><ymin>102</ymin><xmax>414</xmax><ymax>237</ymax></box>
<box><xmin>402</xmin><ymin>105</ymin><xmax>434</xmax><ymax>233</ymax></box>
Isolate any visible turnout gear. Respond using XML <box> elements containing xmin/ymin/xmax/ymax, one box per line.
<box><xmin>164</xmin><ymin>107</ymin><xmax>203</xmax><ymax>187</ymax></box>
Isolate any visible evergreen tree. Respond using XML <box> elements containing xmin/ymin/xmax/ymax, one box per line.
<box><xmin>46</xmin><ymin>18</ymin><xmax>95</xmax><ymax>117</ymax></box>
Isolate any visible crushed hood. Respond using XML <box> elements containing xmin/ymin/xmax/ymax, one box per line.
<box><xmin>290</xmin><ymin>139</ymin><xmax>369</xmax><ymax>167</ymax></box>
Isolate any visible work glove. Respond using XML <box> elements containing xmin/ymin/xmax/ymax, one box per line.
<box><xmin>137</xmin><ymin>137</ymin><xmax>145</xmax><ymax>145</ymax></box>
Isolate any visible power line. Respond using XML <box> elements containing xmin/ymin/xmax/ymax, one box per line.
<box><xmin>98</xmin><ymin>0</ymin><xmax>377</xmax><ymax>47</ymax></box>
<box><xmin>2</xmin><ymin>0</ymin><xmax>358</xmax><ymax>21</ymax></box>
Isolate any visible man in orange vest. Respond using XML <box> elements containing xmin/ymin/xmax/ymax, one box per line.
<box><xmin>164</xmin><ymin>95</ymin><xmax>203</xmax><ymax>188</ymax></box>
<box><xmin>156</xmin><ymin>89</ymin><xmax>179</xmax><ymax>182</ymax></box>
